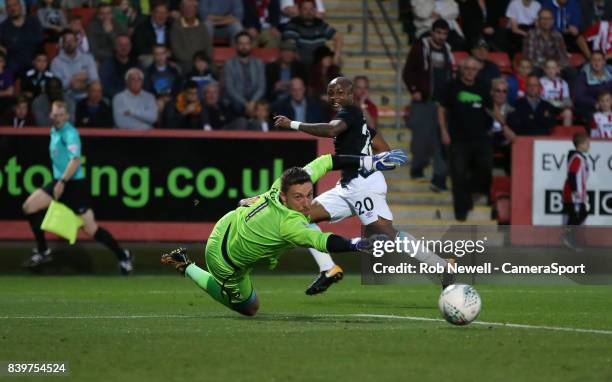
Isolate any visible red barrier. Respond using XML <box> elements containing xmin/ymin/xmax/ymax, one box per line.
<box><xmin>510</xmin><ymin>136</ymin><xmax>612</xmax><ymax>246</ymax></box>
<box><xmin>0</xmin><ymin>128</ymin><xmax>360</xmax><ymax>241</ymax></box>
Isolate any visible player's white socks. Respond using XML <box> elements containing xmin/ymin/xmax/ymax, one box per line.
<box><xmin>397</xmin><ymin>231</ymin><xmax>449</xmax><ymax>269</ymax></box>
<box><xmin>307</xmin><ymin>223</ymin><xmax>336</xmax><ymax>272</ymax></box>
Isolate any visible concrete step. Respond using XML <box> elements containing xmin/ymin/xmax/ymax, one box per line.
<box><xmin>326</xmin><ymin>7</ymin><xmax>401</xmax><ymax>20</ymax></box>
<box><xmin>342</xmin><ymin>56</ymin><xmax>397</xmax><ymax>70</ymax></box>
<box><xmin>395</xmin><ymin>218</ymin><xmax>497</xmax><ymax>226</ymax></box>
<box><xmin>363</xmin><ymin>93</ymin><xmax>405</xmax><ymax>109</ymax></box>
<box><xmin>342</xmin><ymin>31</ymin><xmax>408</xmax><ymax>47</ymax></box>
<box><xmin>342</xmin><ymin>41</ymin><xmax>409</xmax><ymax>55</ymax></box>
<box><xmin>328</xmin><ymin>19</ymin><xmax>403</xmax><ymax>33</ymax></box>
<box><xmin>386</xmin><ymin>179</ymin><xmax>436</xmax><ymax>192</ymax></box>
<box><xmin>390</xmin><ymin>204</ymin><xmax>492</xmax><ymax>220</ymax></box>
<box><xmin>388</xmin><ymin>191</ymin><xmax>490</xmax><ymax>206</ymax></box>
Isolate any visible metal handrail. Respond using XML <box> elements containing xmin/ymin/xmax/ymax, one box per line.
<box><xmin>361</xmin><ymin>0</ymin><xmax>404</xmax><ymax>129</ymax></box>
<box><xmin>374</xmin><ymin>0</ymin><xmax>403</xmax><ymax>130</ymax></box>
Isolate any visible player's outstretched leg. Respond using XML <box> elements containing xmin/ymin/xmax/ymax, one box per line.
<box><xmin>365</xmin><ymin>219</ymin><xmax>455</xmax><ymax>289</ymax></box>
<box><xmin>396</xmin><ymin>230</ymin><xmax>455</xmax><ymax>289</ymax></box>
<box><xmin>161</xmin><ymin>248</ymin><xmax>259</xmax><ymax>316</ymax></box>
<box><xmin>305</xmin><ymin>224</ymin><xmax>344</xmax><ymax>295</ymax></box>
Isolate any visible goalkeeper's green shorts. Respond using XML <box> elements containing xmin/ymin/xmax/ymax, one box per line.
<box><xmin>204</xmin><ymin>211</ymin><xmax>255</xmax><ymax>306</ymax></box>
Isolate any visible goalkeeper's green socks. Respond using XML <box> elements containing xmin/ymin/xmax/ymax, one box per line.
<box><xmin>185</xmin><ymin>264</ymin><xmax>231</xmax><ymax>308</ymax></box>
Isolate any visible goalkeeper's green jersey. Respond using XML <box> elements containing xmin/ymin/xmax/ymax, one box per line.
<box><xmin>221</xmin><ymin>155</ymin><xmax>334</xmax><ymax>269</ymax></box>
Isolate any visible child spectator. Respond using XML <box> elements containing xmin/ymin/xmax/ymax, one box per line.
<box><xmin>1</xmin><ymin>95</ymin><xmax>34</xmax><ymax>127</ymax></box>
<box><xmin>246</xmin><ymin>100</ymin><xmax>271</xmax><ymax>131</ymax></box>
<box><xmin>37</xmin><ymin>0</ymin><xmax>67</xmax><ymax>41</ymax></box>
<box><xmin>540</xmin><ymin>59</ymin><xmax>573</xmax><ymax>126</ymax></box>
<box><xmin>161</xmin><ymin>80</ymin><xmax>205</xmax><ymax>129</ymax></box>
<box><xmin>144</xmin><ymin>44</ymin><xmax>182</xmax><ymax>112</ymax></box>
<box><xmin>591</xmin><ymin>90</ymin><xmax>612</xmax><ymax>138</ymax></box>
<box><xmin>186</xmin><ymin>51</ymin><xmax>217</xmax><ymax>100</ymax></box>
<box><xmin>507</xmin><ymin>57</ymin><xmax>533</xmax><ymax>103</ymax></box>
<box><xmin>561</xmin><ymin>132</ymin><xmax>590</xmax><ymax>250</ymax></box>
<box><xmin>20</xmin><ymin>52</ymin><xmax>55</xmax><ymax>100</ymax></box>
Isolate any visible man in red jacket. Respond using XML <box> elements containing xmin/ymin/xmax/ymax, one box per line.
<box><xmin>402</xmin><ymin>19</ymin><xmax>454</xmax><ymax>191</ymax></box>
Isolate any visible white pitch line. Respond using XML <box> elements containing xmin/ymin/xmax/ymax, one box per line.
<box><xmin>0</xmin><ymin>315</ymin><xmax>203</xmax><ymax>319</ymax></box>
<box><xmin>2</xmin><ymin>313</ymin><xmax>612</xmax><ymax>336</ymax></box>
<box><xmin>351</xmin><ymin>314</ymin><xmax>612</xmax><ymax>335</ymax></box>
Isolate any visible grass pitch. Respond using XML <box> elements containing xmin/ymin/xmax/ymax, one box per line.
<box><xmin>1</xmin><ymin>275</ymin><xmax>611</xmax><ymax>382</ymax></box>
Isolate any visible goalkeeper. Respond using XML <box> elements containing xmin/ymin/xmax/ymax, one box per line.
<box><xmin>161</xmin><ymin>150</ymin><xmax>407</xmax><ymax>316</ymax></box>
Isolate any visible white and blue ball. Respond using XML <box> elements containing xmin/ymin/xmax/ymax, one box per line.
<box><xmin>438</xmin><ymin>284</ymin><xmax>482</xmax><ymax>325</ymax></box>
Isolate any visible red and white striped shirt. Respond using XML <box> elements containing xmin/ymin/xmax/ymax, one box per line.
<box><xmin>563</xmin><ymin>151</ymin><xmax>589</xmax><ymax>204</ymax></box>
<box><xmin>540</xmin><ymin>77</ymin><xmax>571</xmax><ymax>108</ymax></box>
<box><xmin>582</xmin><ymin>21</ymin><xmax>612</xmax><ymax>56</ymax></box>
<box><xmin>591</xmin><ymin>111</ymin><xmax>612</xmax><ymax>138</ymax></box>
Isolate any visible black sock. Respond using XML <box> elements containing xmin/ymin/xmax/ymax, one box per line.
<box><xmin>26</xmin><ymin>212</ymin><xmax>48</xmax><ymax>253</ymax></box>
<box><xmin>94</xmin><ymin>227</ymin><xmax>127</xmax><ymax>260</ymax></box>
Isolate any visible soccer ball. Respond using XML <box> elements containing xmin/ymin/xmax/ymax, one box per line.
<box><xmin>438</xmin><ymin>284</ymin><xmax>481</xmax><ymax>326</ymax></box>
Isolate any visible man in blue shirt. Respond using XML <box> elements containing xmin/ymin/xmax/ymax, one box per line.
<box><xmin>22</xmin><ymin>101</ymin><xmax>134</xmax><ymax>274</ymax></box>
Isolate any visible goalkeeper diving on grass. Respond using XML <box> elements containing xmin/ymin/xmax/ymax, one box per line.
<box><xmin>161</xmin><ymin>150</ymin><xmax>408</xmax><ymax>316</ymax></box>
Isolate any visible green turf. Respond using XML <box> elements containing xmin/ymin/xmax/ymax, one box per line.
<box><xmin>0</xmin><ymin>275</ymin><xmax>611</xmax><ymax>382</ymax></box>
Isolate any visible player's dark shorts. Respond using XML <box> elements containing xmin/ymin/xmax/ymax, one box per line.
<box><xmin>563</xmin><ymin>202</ymin><xmax>588</xmax><ymax>226</ymax></box>
<box><xmin>42</xmin><ymin>179</ymin><xmax>91</xmax><ymax>215</ymax></box>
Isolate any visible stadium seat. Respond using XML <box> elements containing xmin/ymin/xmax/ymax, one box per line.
<box><xmin>71</xmin><ymin>8</ymin><xmax>97</xmax><ymax>28</ymax></box>
<box><xmin>490</xmin><ymin>175</ymin><xmax>511</xmax><ymax>204</ymax></box>
<box><xmin>213</xmin><ymin>47</ymin><xmax>280</xmax><ymax>66</ymax></box>
<box><xmin>489</xmin><ymin>52</ymin><xmax>512</xmax><ymax>74</ymax></box>
<box><xmin>569</xmin><ymin>53</ymin><xmax>586</xmax><ymax>68</ymax></box>
<box><xmin>44</xmin><ymin>42</ymin><xmax>60</xmax><ymax>61</ymax></box>
<box><xmin>213</xmin><ymin>36</ymin><xmax>231</xmax><ymax>47</ymax></box>
<box><xmin>551</xmin><ymin>125</ymin><xmax>586</xmax><ymax>137</ymax></box>
<box><xmin>213</xmin><ymin>47</ymin><xmax>236</xmax><ymax>66</ymax></box>
<box><xmin>252</xmin><ymin>48</ymin><xmax>279</xmax><ymax>63</ymax></box>
<box><xmin>452</xmin><ymin>51</ymin><xmax>469</xmax><ymax>70</ymax></box>
<box><xmin>496</xmin><ymin>197</ymin><xmax>510</xmax><ymax>224</ymax></box>
<box><xmin>490</xmin><ymin>176</ymin><xmax>511</xmax><ymax>225</ymax></box>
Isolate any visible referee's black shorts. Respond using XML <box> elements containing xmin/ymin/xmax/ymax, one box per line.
<box><xmin>42</xmin><ymin>179</ymin><xmax>91</xmax><ymax>215</ymax></box>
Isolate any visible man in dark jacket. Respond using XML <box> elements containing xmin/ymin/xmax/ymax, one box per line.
<box><xmin>271</xmin><ymin>77</ymin><xmax>324</xmax><ymax>123</ymax></box>
<box><xmin>0</xmin><ymin>0</ymin><xmax>44</xmax><ymax>76</ymax></box>
<box><xmin>265</xmin><ymin>40</ymin><xmax>307</xmax><ymax>102</ymax></box>
<box><xmin>131</xmin><ymin>0</ymin><xmax>172</xmax><ymax>66</ymax></box>
<box><xmin>507</xmin><ymin>75</ymin><xmax>557</xmax><ymax>135</ymax></box>
<box><xmin>75</xmin><ymin>81</ymin><xmax>114</xmax><ymax>128</ymax></box>
<box><xmin>402</xmin><ymin>18</ymin><xmax>454</xmax><ymax>191</ymax></box>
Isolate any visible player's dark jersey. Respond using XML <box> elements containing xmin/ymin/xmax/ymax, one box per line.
<box><xmin>333</xmin><ymin>105</ymin><xmax>377</xmax><ymax>184</ymax></box>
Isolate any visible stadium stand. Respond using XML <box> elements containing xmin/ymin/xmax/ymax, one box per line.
<box><xmin>2</xmin><ymin>0</ymin><xmax>610</xmax><ymax>228</ymax></box>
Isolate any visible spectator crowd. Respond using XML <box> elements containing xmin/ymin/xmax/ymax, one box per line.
<box><xmin>402</xmin><ymin>0</ymin><xmax>612</xmax><ymax>220</ymax></box>
<box><xmin>0</xmin><ymin>0</ymin><xmax>357</xmax><ymax>131</ymax></box>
